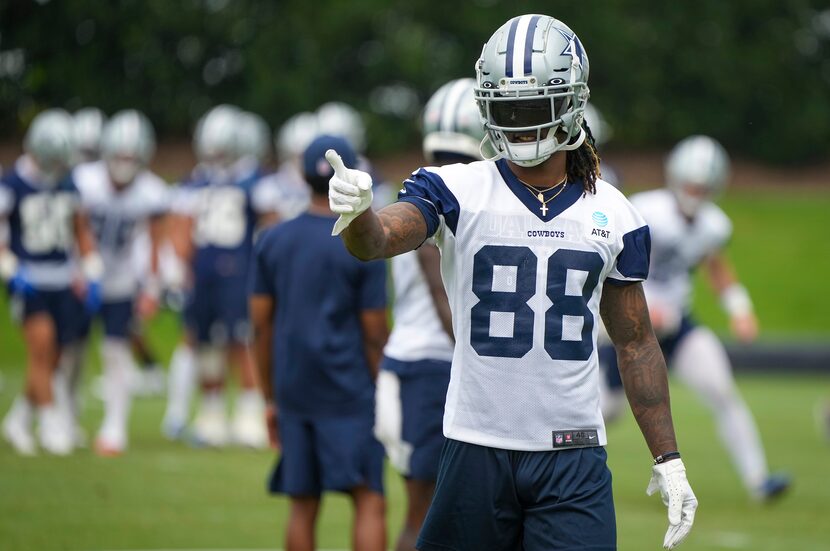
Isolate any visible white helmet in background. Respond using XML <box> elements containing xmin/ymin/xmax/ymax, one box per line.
<box><xmin>24</xmin><ymin>108</ymin><xmax>76</xmax><ymax>186</ymax></box>
<box><xmin>73</xmin><ymin>107</ymin><xmax>106</xmax><ymax>162</ymax></box>
<box><xmin>422</xmin><ymin>78</ymin><xmax>485</xmax><ymax>164</ymax></box>
<box><xmin>582</xmin><ymin>103</ymin><xmax>612</xmax><ymax>148</ymax></box>
<box><xmin>193</xmin><ymin>104</ymin><xmax>241</xmax><ymax>167</ymax></box>
<box><xmin>275</xmin><ymin>111</ymin><xmax>319</xmax><ymax>162</ymax></box>
<box><xmin>665</xmin><ymin>135</ymin><xmax>730</xmax><ymax>217</ymax></box>
<box><xmin>101</xmin><ymin>109</ymin><xmax>156</xmax><ymax>186</ymax></box>
<box><xmin>475</xmin><ymin>14</ymin><xmax>590</xmax><ymax>167</ymax></box>
<box><xmin>236</xmin><ymin>111</ymin><xmax>271</xmax><ymax>162</ymax></box>
<box><xmin>316</xmin><ymin>102</ymin><xmax>365</xmax><ymax>153</ymax></box>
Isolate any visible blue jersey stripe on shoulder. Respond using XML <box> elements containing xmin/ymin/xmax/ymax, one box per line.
<box><xmin>397</xmin><ymin>169</ymin><xmax>460</xmax><ymax>236</ymax></box>
<box><xmin>398</xmin><ymin>196</ymin><xmax>440</xmax><ymax>238</ymax></box>
<box><xmin>616</xmin><ymin>225</ymin><xmax>651</xmax><ymax>280</ymax></box>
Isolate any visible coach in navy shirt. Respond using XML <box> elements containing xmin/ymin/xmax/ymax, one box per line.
<box><xmin>250</xmin><ymin>135</ymin><xmax>388</xmax><ymax>551</ymax></box>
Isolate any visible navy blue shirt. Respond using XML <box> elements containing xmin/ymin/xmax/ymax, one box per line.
<box><xmin>180</xmin><ymin>168</ymin><xmax>264</xmax><ymax>281</ymax></box>
<box><xmin>1</xmin><ymin>166</ymin><xmax>79</xmax><ymax>263</ymax></box>
<box><xmin>252</xmin><ymin>212</ymin><xmax>387</xmax><ymax>417</ymax></box>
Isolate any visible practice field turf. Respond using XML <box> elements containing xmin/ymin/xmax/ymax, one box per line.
<box><xmin>0</xmin><ymin>372</ymin><xmax>827</xmax><ymax>551</ymax></box>
<box><xmin>0</xmin><ymin>187</ymin><xmax>828</xmax><ymax>550</ymax></box>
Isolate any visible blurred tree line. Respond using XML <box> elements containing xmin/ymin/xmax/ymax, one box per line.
<box><xmin>0</xmin><ymin>0</ymin><xmax>828</xmax><ymax>163</ymax></box>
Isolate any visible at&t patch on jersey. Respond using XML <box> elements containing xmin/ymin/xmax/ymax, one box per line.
<box><xmin>588</xmin><ymin>209</ymin><xmax>614</xmax><ymax>242</ymax></box>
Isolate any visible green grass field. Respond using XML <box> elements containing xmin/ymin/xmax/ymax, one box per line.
<box><xmin>0</xmin><ymin>372</ymin><xmax>827</xmax><ymax>551</ymax></box>
<box><xmin>0</xmin><ymin>187</ymin><xmax>828</xmax><ymax>550</ymax></box>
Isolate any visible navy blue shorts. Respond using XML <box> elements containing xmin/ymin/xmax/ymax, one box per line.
<box><xmin>13</xmin><ymin>288</ymin><xmax>84</xmax><ymax>345</ymax></box>
<box><xmin>417</xmin><ymin>440</ymin><xmax>616</xmax><ymax>551</ymax></box>
<box><xmin>184</xmin><ymin>275</ymin><xmax>250</xmax><ymax>344</ymax></box>
<box><xmin>603</xmin><ymin>315</ymin><xmax>697</xmax><ymax>391</ymax></box>
<box><xmin>381</xmin><ymin>356</ymin><xmax>450</xmax><ymax>481</ymax></box>
<box><xmin>268</xmin><ymin>411</ymin><xmax>385</xmax><ymax>498</ymax></box>
<box><xmin>77</xmin><ymin>299</ymin><xmax>135</xmax><ymax>340</ymax></box>
<box><xmin>100</xmin><ymin>300</ymin><xmax>135</xmax><ymax>338</ymax></box>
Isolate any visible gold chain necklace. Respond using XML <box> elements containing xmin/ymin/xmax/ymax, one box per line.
<box><xmin>520</xmin><ymin>175</ymin><xmax>568</xmax><ymax>215</ymax></box>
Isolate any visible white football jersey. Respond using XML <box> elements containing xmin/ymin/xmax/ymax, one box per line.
<box><xmin>630</xmin><ymin>189</ymin><xmax>731</xmax><ymax>315</ymax></box>
<box><xmin>384</xmin><ymin>249</ymin><xmax>455</xmax><ymax>363</ymax></box>
<box><xmin>74</xmin><ymin>161</ymin><xmax>169</xmax><ymax>300</ymax></box>
<box><xmin>252</xmin><ymin>164</ymin><xmax>311</xmax><ymax>222</ymax></box>
<box><xmin>399</xmin><ymin>159</ymin><xmax>650</xmax><ymax>451</ymax></box>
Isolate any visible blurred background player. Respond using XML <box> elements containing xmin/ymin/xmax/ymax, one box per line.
<box><xmin>582</xmin><ymin>102</ymin><xmax>621</xmax><ymax>189</ymax></box>
<box><xmin>0</xmin><ymin>109</ymin><xmax>103</xmax><ymax>455</ymax></box>
<box><xmin>250</xmin><ymin>134</ymin><xmax>388</xmax><ymax>551</ymax></box>
<box><xmin>75</xmin><ymin>105</ymin><xmax>169</xmax><ymax>398</ymax></box>
<box><xmin>73</xmin><ymin>107</ymin><xmax>106</xmax><ymax>164</ymax></box>
<box><xmin>599</xmin><ymin>135</ymin><xmax>791</xmax><ymax>501</ymax></box>
<box><xmin>256</xmin><ymin>111</ymin><xmax>320</xmax><ymax>222</ymax></box>
<box><xmin>237</xmin><ymin>110</ymin><xmax>280</xmax><ymax>228</ymax></box>
<box><xmin>373</xmin><ymin>77</ymin><xmax>481</xmax><ymax>551</ymax></box>
<box><xmin>72</xmin><ymin>109</ymin><xmax>169</xmax><ymax>455</ymax></box>
<box><xmin>163</xmin><ymin>104</ymin><xmax>271</xmax><ymax>448</ymax></box>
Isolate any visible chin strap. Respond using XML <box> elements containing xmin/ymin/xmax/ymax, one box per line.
<box><xmin>478</xmin><ymin>134</ymin><xmax>502</xmax><ymax>162</ymax></box>
<box><xmin>559</xmin><ymin>125</ymin><xmax>587</xmax><ymax>152</ymax></box>
<box><xmin>513</xmin><ymin>155</ymin><xmax>550</xmax><ymax>168</ymax></box>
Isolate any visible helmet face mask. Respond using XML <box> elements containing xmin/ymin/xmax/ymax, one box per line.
<box><xmin>194</xmin><ymin>104</ymin><xmax>241</xmax><ymax>171</ymax></box>
<box><xmin>105</xmin><ymin>154</ymin><xmax>143</xmax><ymax>188</ymax></box>
<box><xmin>475</xmin><ymin>14</ymin><xmax>590</xmax><ymax>167</ymax></box>
<box><xmin>24</xmin><ymin>109</ymin><xmax>76</xmax><ymax>187</ymax></box>
<box><xmin>665</xmin><ymin>135</ymin><xmax>730</xmax><ymax>218</ymax></box>
<box><xmin>101</xmin><ymin>109</ymin><xmax>156</xmax><ymax>187</ymax></box>
<box><xmin>33</xmin><ymin>156</ymin><xmax>71</xmax><ymax>186</ymax></box>
<box><xmin>236</xmin><ymin>111</ymin><xmax>270</xmax><ymax>163</ymax></box>
<box><xmin>73</xmin><ymin>107</ymin><xmax>106</xmax><ymax>163</ymax></box>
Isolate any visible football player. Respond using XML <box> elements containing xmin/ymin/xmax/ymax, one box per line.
<box><xmin>73</xmin><ymin>109</ymin><xmax>169</xmax><ymax>455</ymax></box>
<box><xmin>1</xmin><ymin>109</ymin><xmax>102</xmax><ymax>456</ymax></box>
<box><xmin>164</xmin><ymin>105</ymin><xmax>271</xmax><ymax>448</ymax></box>
<box><xmin>254</xmin><ymin>111</ymin><xmax>319</xmax><ymax>222</ymax></box>
<box><xmin>373</xmin><ymin>77</ymin><xmax>482</xmax><ymax>551</ymax></box>
<box><xmin>583</xmin><ymin>102</ymin><xmax>621</xmax><ymax>188</ymax></box>
<box><xmin>327</xmin><ymin>14</ymin><xmax>697</xmax><ymax>550</ymax></box>
<box><xmin>599</xmin><ymin>135</ymin><xmax>791</xmax><ymax>501</ymax></box>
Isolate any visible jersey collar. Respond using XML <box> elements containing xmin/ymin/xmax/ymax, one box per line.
<box><xmin>496</xmin><ymin>159</ymin><xmax>583</xmax><ymax>223</ymax></box>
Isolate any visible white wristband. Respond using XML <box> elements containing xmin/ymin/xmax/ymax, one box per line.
<box><xmin>0</xmin><ymin>249</ymin><xmax>19</xmax><ymax>281</ymax></box>
<box><xmin>142</xmin><ymin>276</ymin><xmax>163</xmax><ymax>300</ymax></box>
<box><xmin>720</xmin><ymin>283</ymin><xmax>753</xmax><ymax>316</ymax></box>
<box><xmin>81</xmin><ymin>252</ymin><xmax>105</xmax><ymax>282</ymax></box>
<box><xmin>163</xmin><ymin>256</ymin><xmax>187</xmax><ymax>290</ymax></box>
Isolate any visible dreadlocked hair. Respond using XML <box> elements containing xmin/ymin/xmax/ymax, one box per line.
<box><xmin>566</xmin><ymin>119</ymin><xmax>601</xmax><ymax>195</ymax></box>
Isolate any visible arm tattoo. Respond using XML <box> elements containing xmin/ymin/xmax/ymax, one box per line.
<box><xmin>342</xmin><ymin>202</ymin><xmax>428</xmax><ymax>260</ymax></box>
<box><xmin>601</xmin><ymin>282</ymin><xmax>678</xmax><ymax>457</ymax></box>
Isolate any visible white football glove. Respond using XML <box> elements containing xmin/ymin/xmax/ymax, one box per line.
<box><xmin>325</xmin><ymin>149</ymin><xmax>373</xmax><ymax>236</ymax></box>
<box><xmin>646</xmin><ymin>458</ymin><xmax>698</xmax><ymax>549</ymax></box>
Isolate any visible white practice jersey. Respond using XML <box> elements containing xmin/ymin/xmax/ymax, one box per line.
<box><xmin>253</xmin><ymin>163</ymin><xmax>311</xmax><ymax>222</ymax></box>
<box><xmin>399</xmin><ymin>159</ymin><xmax>650</xmax><ymax>451</ymax></box>
<box><xmin>384</xmin><ymin>249</ymin><xmax>455</xmax><ymax>363</ymax></box>
<box><xmin>74</xmin><ymin>161</ymin><xmax>169</xmax><ymax>300</ymax></box>
<box><xmin>630</xmin><ymin>189</ymin><xmax>731</xmax><ymax>315</ymax></box>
